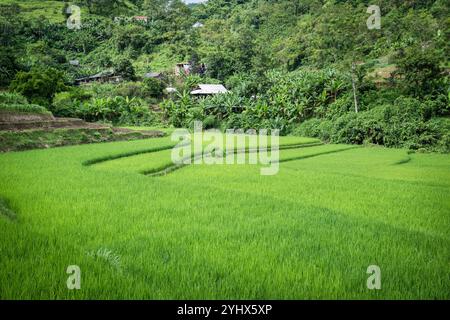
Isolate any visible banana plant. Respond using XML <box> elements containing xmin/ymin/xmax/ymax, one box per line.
<box><xmin>326</xmin><ymin>78</ymin><xmax>346</xmax><ymax>102</ymax></box>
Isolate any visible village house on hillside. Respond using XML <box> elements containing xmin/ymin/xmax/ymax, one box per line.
<box><xmin>69</xmin><ymin>59</ymin><xmax>79</xmax><ymax>66</ymax></box>
<box><xmin>144</xmin><ymin>72</ymin><xmax>162</xmax><ymax>79</ymax></box>
<box><xmin>192</xmin><ymin>21</ymin><xmax>204</xmax><ymax>28</ymax></box>
<box><xmin>75</xmin><ymin>70</ymin><xmax>122</xmax><ymax>85</ymax></box>
<box><xmin>133</xmin><ymin>16</ymin><xmax>148</xmax><ymax>23</ymax></box>
<box><xmin>113</xmin><ymin>15</ymin><xmax>148</xmax><ymax>25</ymax></box>
<box><xmin>174</xmin><ymin>62</ymin><xmax>206</xmax><ymax>76</ymax></box>
<box><xmin>174</xmin><ymin>62</ymin><xmax>191</xmax><ymax>76</ymax></box>
<box><xmin>190</xmin><ymin>84</ymin><xmax>228</xmax><ymax>96</ymax></box>
<box><xmin>165</xmin><ymin>87</ymin><xmax>177</xmax><ymax>94</ymax></box>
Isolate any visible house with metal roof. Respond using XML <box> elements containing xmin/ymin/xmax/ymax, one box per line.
<box><xmin>144</xmin><ymin>72</ymin><xmax>162</xmax><ymax>79</ymax></box>
<box><xmin>74</xmin><ymin>69</ymin><xmax>122</xmax><ymax>85</ymax></box>
<box><xmin>190</xmin><ymin>84</ymin><xmax>228</xmax><ymax>96</ymax></box>
<box><xmin>192</xmin><ymin>22</ymin><xmax>204</xmax><ymax>28</ymax></box>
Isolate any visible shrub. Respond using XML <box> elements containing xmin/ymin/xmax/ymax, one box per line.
<box><xmin>292</xmin><ymin>118</ymin><xmax>323</xmax><ymax>139</ymax></box>
<box><xmin>395</xmin><ymin>45</ymin><xmax>445</xmax><ymax>97</ymax></box>
<box><xmin>293</xmin><ymin>99</ymin><xmax>450</xmax><ymax>152</ymax></box>
<box><xmin>79</xmin><ymin>96</ymin><xmax>159</xmax><ymax>126</ymax></box>
<box><xmin>113</xmin><ymin>82</ymin><xmax>144</xmax><ymax>98</ymax></box>
<box><xmin>113</xmin><ymin>58</ymin><xmax>135</xmax><ymax>81</ymax></box>
<box><xmin>87</xmin><ymin>83</ymin><xmax>117</xmax><ymax>98</ymax></box>
<box><xmin>51</xmin><ymin>89</ymin><xmax>91</xmax><ymax>117</ymax></box>
<box><xmin>85</xmin><ymin>81</ymin><xmax>162</xmax><ymax>100</ymax></box>
<box><xmin>160</xmin><ymin>91</ymin><xmax>194</xmax><ymax>128</ymax></box>
<box><xmin>203</xmin><ymin>115</ymin><xmax>220</xmax><ymax>129</ymax></box>
<box><xmin>0</xmin><ymin>48</ymin><xmax>20</xmax><ymax>87</ymax></box>
<box><xmin>143</xmin><ymin>78</ymin><xmax>164</xmax><ymax>98</ymax></box>
<box><xmin>225</xmin><ymin>73</ymin><xmax>261</xmax><ymax>98</ymax></box>
<box><xmin>0</xmin><ymin>92</ymin><xmax>28</xmax><ymax>105</ymax></box>
<box><xmin>9</xmin><ymin>67</ymin><xmax>67</xmax><ymax>106</ymax></box>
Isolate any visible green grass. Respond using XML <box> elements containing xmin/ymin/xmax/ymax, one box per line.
<box><xmin>147</xmin><ymin>46</ymin><xmax>182</xmax><ymax>73</ymax></box>
<box><xmin>119</xmin><ymin>126</ymin><xmax>177</xmax><ymax>135</ymax></box>
<box><xmin>0</xmin><ymin>197</ymin><xmax>16</xmax><ymax>221</ymax></box>
<box><xmin>0</xmin><ymin>135</ymin><xmax>449</xmax><ymax>299</ymax></box>
<box><xmin>0</xmin><ymin>103</ymin><xmax>51</xmax><ymax>115</ymax></box>
<box><xmin>0</xmin><ymin>128</ymin><xmax>157</xmax><ymax>152</ymax></box>
<box><xmin>2</xmin><ymin>0</ymin><xmax>67</xmax><ymax>23</ymax></box>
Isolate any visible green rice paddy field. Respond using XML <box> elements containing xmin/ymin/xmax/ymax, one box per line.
<box><xmin>0</xmin><ymin>135</ymin><xmax>449</xmax><ymax>299</ymax></box>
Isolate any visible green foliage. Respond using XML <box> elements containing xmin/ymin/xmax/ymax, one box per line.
<box><xmin>0</xmin><ymin>91</ymin><xmax>51</xmax><ymax>114</ymax></box>
<box><xmin>160</xmin><ymin>91</ymin><xmax>193</xmax><ymax>128</ymax></box>
<box><xmin>0</xmin><ymin>92</ymin><xmax>28</xmax><ymax>105</ymax></box>
<box><xmin>0</xmin><ymin>127</ymin><xmax>158</xmax><ymax>152</ymax></box>
<box><xmin>22</xmin><ymin>40</ymin><xmax>67</xmax><ymax>70</ymax></box>
<box><xmin>113</xmin><ymin>58</ymin><xmax>136</xmax><ymax>81</ymax></box>
<box><xmin>0</xmin><ymin>48</ymin><xmax>20</xmax><ymax>87</ymax></box>
<box><xmin>0</xmin><ymin>0</ymin><xmax>448</xmax><ymax>153</ymax></box>
<box><xmin>114</xmin><ymin>24</ymin><xmax>153</xmax><ymax>56</ymax></box>
<box><xmin>395</xmin><ymin>45</ymin><xmax>446</xmax><ymax>97</ymax></box>
<box><xmin>0</xmin><ymin>91</ymin><xmax>51</xmax><ymax>115</ymax></box>
<box><xmin>0</xmin><ymin>103</ymin><xmax>51</xmax><ymax>115</ymax></box>
<box><xmin>51</xmin><ymin>89</ymin><xmax>92</xmax><ymax>117</ymax></box>
<box><xmin>225</xmin><ymin>73</ymin><xmax>264</xmax><ymax>98</ymax></box>
<box><xmin>1</xmin><ymin>0</ymin><xmax>450</xmax><ymax>301</ymax></box>
<box><xmin>9</xmin><ymin>67</ymin><xmax>67</xmax><ymax>106</ymax></box>
<box><xmin>162</xmin><ymin>68</ymin><xmax>352</xmax><ymax>135</ymax></box>
<box><xmin>51</xmin><ymin>85</ymin><xmax>161</xmax><ymax>126</ymax></box>
<box><xmin>142</xmin><ymin>78</ymin><xmax>165</xmax><ymax>98</ymax></box>
<box><xmin>294</xmin><ymin>97</ymin><xmax>450</xmax><ymax>152</ymax></box>
<box><xmin>202</xmin><ymin>114</ymin><xmax>220</xmax><ymax>130</ymax></box>
<box><xmin>1</xmin><ymin>0</ymin><xmax>65</xmax><ymax>23</ymax></box>
<box><xmin>80</xmin><ymin>81</ymin><xmax>161</xmax><ymax>101</ymax></box>
<box><xmin>79</xmin><ymin>96</ymin><xmax>158</xmax><ymax>126</ymax></box>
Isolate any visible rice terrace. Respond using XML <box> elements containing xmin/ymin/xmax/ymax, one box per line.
<box><xmin>0</xmin><ymin>0</ymin><xmax>449</xmax><ymax>304</ymax></box>
<box><xmin>1</xmin><ymin>132</ymin><xmax>449</xmax><ymax>299</ymax></box>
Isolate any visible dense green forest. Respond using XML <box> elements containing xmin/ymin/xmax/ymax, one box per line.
<box><xmin>1</xmin><ymin>0</ymin><xmax>449</xmax><ymax>151</ymax></box>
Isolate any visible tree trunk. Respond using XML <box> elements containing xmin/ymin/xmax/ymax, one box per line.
<box><xmin>351</xmin><ymin>62</ymin><xmax>359</xmax><ymax>113</ymax></box>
